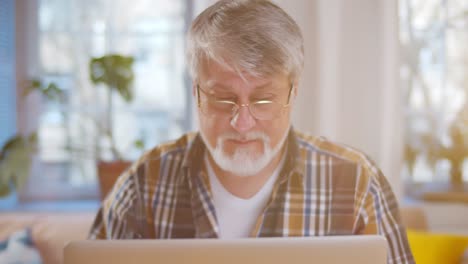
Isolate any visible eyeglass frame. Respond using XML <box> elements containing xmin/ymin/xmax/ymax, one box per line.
<box><xmin>196</xmin><ymin>83</ymin><xmax>294</xmax><ymax>120</ymax></box>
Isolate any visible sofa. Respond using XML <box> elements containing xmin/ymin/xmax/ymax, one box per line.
<box><xmin>0</xmin><ymin>212</ymin><xmax>95</xmax><ymax>264</ymax></box>
<box><xmin>0</xmin><ymin>207</ymin><xmax>467</xmax><ymax>264</ymax></box>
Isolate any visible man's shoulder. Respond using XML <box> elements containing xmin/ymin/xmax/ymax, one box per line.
<box><xmin>293</xmin><ymin>130</ymin><xmax>381</xmax><ymax>177</ymax></box>
<box><xmin>293</xmin><ymin>131</ymin><xmax>388</xmax><ymax>199</ymax></box>
<box><xmin>101</xmin><ymin>133</ymin><xmax>198</xmax><ymax>218</ymax></box>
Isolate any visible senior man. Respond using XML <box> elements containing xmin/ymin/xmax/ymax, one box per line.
<box><xmin>89</xmin><ymin>1</ymin><xmax>414</xmax><ymax>263</ymax></box>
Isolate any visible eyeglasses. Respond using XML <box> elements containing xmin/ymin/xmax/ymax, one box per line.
<box><xmin>196</xmin><ymin>84</ymin><xmax>294</xmax><ymax>120</ymax></box>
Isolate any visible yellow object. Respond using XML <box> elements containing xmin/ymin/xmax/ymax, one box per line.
<box><xmin>407</xmin><ymin>229</ymin><xmax>468</xmax><ymax>264</ymax></box>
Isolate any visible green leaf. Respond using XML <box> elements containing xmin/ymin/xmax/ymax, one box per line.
<box><xmin>23</xmin><ymin>79</ymin><xmax>64</xmax><ymax>103</ymax></box>
<box><xmin>0</xmin><ymin>133</ymin><xmax>36</xmax><ymax>197</ymax></box>
<box><xmin>134</xmin><ymin>139</ymin><xmax>145</xmax><ymax>150</ymax></box>
<box><xmin>89</xmin><ymin>54</ymin><xmax>135</xmax><ymax>102</ymax></box>
<box><xmin>0</xmin><ymin>181</ymin><xmax>12</xmax><ymax>197</ymax></box>
<box><xmin>28</xmin><ymin>132</ymin><xmax>38</xmax><ymax>145</ymax></box>
<box><xmin>44</xmin><ymin>82</ymin><xmax>65</xmax><ymax>102</ymax></box>
<box><xmin>4</xmin><ymin>142</ymin><xmax>33</xmax><ymax>189</ymax></box>
<box><xmin>0</xmin><ymin>163</ymin><xmax>13</xmax><ymax>195</ymax></box>
<box><xmin>23</xmin><ymin>79</ymin><xmax>43</xmax><ymax>97</ymax></box>
<box><xmin>0</xmin><ymin>135</ymin><xmax>25</xmax><ymax>159</ymax></box>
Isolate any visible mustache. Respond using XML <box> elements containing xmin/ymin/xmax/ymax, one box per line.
<box><xmin>218</xmin><ymin>131</ymin><xmax>270</xmax><ymax>142</ymax></box>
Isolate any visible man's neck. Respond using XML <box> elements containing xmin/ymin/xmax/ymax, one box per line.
<box><xmin>207</xmin><ymin>145</ymin><xmax>286</xmax><ymax>199</ymax></box>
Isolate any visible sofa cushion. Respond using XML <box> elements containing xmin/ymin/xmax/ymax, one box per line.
<box><xmin>32</xmin><ymin>213</ymin><xmax>95</xmax><ymax>264</ymax></box>
<box><xmin>407</xmin><ymin>229</ymin><xmax>468</xmax><ymax>264</ymax></box>
<box><xmin>0</xmin><ymin>214</ymin><xmax>41</xmax><ymax>240</ymax></box>
<box><xmin>0</xmin><ymin>228</ymin><xmax>42</xmax><ymax>264</ymax></box>
<box><xmin>0</xmin><ymin>212</ymin><xmax>95</xmax><ymax>264</ymax></box>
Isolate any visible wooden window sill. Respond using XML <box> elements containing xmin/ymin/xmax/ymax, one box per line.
<box><xmin>421</xmin><ymin>191</ymin><xmax>468</xmax><ymax>204</ymax></box>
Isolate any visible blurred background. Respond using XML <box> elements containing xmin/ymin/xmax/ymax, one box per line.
<box><xmin>0</xmin><ymin>0</ymin><xmax>467</xmax><ymax>256</ymax></box>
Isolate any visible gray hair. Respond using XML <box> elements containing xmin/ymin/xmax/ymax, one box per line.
<box><xmin>186</xmin><ymin>0</ymin><xmax>304</xmax><ymax>82</ymax></box>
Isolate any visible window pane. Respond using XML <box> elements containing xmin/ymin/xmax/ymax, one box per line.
<box><xmin>22</xmin><ymin>0</ymin><xmax>190</xmax><ymax>200</ymax></box>
<box><xmin>400</xmin><ymin>0</ymin><xmax>467</xmax><ymax>187</ymax></box>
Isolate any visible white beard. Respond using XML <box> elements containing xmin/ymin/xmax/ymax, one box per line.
<box><xmin>200</xmin><ymin>127</ymin><xmax>290</xmax><ymax>177</ymax></box>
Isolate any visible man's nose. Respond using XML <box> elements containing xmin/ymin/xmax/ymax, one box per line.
<box><xmin>230</xmin><ymin>105</ymin><xmax>256</xmax><ymax>133</ymax></box>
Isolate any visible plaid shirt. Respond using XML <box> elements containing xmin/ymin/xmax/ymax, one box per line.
<box><xmin>89</xmin><ymin>129</ymin><xmax>414</xmax><ymax>264</ymax></box>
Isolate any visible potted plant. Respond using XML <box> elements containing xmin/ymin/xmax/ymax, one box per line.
<box><xmin>428</xmin><ymin>106</ymin><xmax>468</xmax><ymax>187</ymax></box>
<box><xmin>1</xmin><ymin>55</ymin><xmax>138</xmax><ymax>200</ymax></box>
<box><xmin>0</xmin><ymin>79</ymin><xmax>63</xmax><ymax>198</ymax></box>
<box><xmin>0</xmin><ymin>55</ymin><xmax>138</xmax><ymax>200</ymax></box>
<box><xmin>89</xmin><ymin>54</ymin><xmax>136</xmax><ymax>199</ymax></box>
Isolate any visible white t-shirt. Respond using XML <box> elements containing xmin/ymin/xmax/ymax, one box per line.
<box><xmin>204</xmin><ymin>154</ymin><xmax>284</xmax><ymax>239</ymax></box>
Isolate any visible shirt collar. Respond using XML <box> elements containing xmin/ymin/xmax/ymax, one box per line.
<box><xmin>277</xmin><ymin>127</ymin><xmax>306</xmax><ymax>182</ymax></box>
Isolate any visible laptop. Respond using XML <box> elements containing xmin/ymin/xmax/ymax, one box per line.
<box><xmin>64</xmin><ymin>235</ymin><xmax>387</xmax><ymax>264</ymax></box>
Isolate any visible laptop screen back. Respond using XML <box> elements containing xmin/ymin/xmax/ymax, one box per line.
<box><xmin>64</xmin><ymin>235</ymin><xmax>387</xmax><ymax>264</ymax></box>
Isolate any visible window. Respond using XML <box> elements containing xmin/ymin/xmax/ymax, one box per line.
<box><xmin>19</xmin><ymin>0</ymin><xmax>193</xmax><ymax>201</ymax></box>
<box><xmin>399</xmin><ymin>0</ymin><xmax>467</xmax><ymax>197</ymax></box>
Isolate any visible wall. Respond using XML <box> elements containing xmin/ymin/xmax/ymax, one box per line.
<box><xmin>277</xmin><ymin>0</ymin><xmax>403</xmax><ymax>198</ymax></box>
<box><xmin>420</xmin><ymin>203</ymin><xmax>468</xmax><ymax>235</ymax></box>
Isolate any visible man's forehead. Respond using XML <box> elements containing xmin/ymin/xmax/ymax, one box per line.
<box><xmin>198</xmin><ymin>58</ymin><xmax>286</xmax><ymax>86</ymax></box>
<box><xmin>197</xmin><ymin>59</ymin><xmax>290</xmax><ymax>92</ymax></box>
<box><xmin>200</xmin><ymin>79</ymin><xmax>288</xmax><ymax>95</ymax></box>
<box><xmin>200</xmin><ymin>65</ymin><xmax>270</xmax><ymax>84</ymax></box>
<box><xmin>203</xmin><ymin>79</ymin><xmax>273</xmax><ymax>89</ymax></box>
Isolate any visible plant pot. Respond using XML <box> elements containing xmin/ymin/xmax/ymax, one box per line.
<box><xmin>97</xmin><ymin>160</ymin><xmax>132</xmax><ymax>200</ymax></box>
